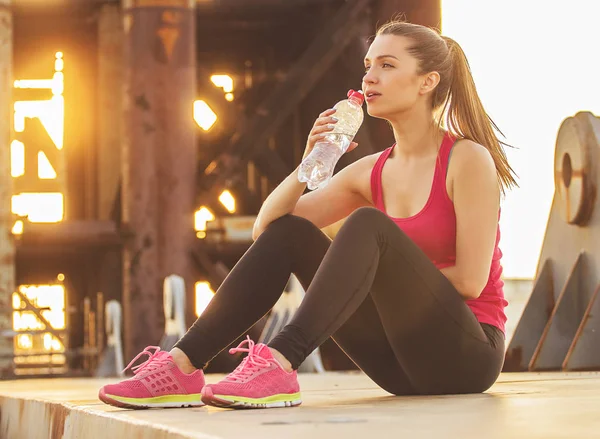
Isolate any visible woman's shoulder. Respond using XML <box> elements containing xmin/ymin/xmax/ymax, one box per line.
<box><xmin>446</xmin><ymin>138</ymin><xmax>498</xmax><ymax>200</ymax></box>
<box><xmin>449</xmin><ymin>138</ymin><xmax>496</xmax><ymax>172</ymax></box>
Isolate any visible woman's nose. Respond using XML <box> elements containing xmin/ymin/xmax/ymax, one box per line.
<box><xmin>362</xmin><ymin>70</ymin><xmax>377</xmax><ymax>85</ymax></box>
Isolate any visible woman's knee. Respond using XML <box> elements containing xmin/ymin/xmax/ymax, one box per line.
<box><xmin>344</xmin><ymin>207</ymin><xmax>389</xmax><ymax>228</ymax></box>
<box><xmin>337</xmin><ymin>207</ymin><xmax>396</xmax><ymax>240</ymax></box>
<box><xmin>261</xmin><ymin>214</ymin><xmax>321</xmax><ymax>239</ymax></box>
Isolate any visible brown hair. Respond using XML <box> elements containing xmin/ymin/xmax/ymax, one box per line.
<box><xmin>376</xmin><ymin>20</ymin><xmax>517</xmax><ymax>193</ymax></box>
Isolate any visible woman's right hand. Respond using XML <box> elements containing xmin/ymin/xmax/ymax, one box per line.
<box><xmin>303</xmin><ymin>108</ymin><xmax>358</xmax><ymax>160</ymax></box>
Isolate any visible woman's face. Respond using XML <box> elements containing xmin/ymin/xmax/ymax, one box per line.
<box><xmin>362</xmin><ymin>34</ymin><xmax>430</xmax><ymax>119</ymax></box>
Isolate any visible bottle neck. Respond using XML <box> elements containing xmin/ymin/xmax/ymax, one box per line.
<box><xmin>348</xmin><ymin>97</ymin><xmax>362</xmax><ymax>106</ymax></box>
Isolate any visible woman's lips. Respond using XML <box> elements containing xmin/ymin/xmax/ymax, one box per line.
<box><xmin>366</xmin><ymin>93</ymin><xmax>381</xmax><ymax>103</ymax></box>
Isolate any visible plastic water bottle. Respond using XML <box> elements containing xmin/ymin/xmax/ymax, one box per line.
<box><xmin>298</xmin><ymin>89</ymin><xmax>365</xmax><ymax>190</ymax></box>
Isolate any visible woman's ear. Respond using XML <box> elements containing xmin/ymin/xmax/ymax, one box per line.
<box><xmin>420</xmin><ymin>71</ymin><xmax>441</xmax><ymax>95</ymax></box>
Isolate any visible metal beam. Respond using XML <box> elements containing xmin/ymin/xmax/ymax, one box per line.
<box><xmin>0</xmin><ymin>0</ymin><xmax>15</xmax><ymax>378</ymax></box>
<box><xmin>14</xmin><ymin>290</ymin><xmax>66</xmax><ymax>346</ymax></box>
<box><xmin>190</xmin><ymin>244</ymin><xmax>226</xmax><ymax>287</ymax></box>
<box><xmin>196</xmin><ymin>0</ymin><xmax>342</xmax><ymax>9</ymax></box>
<box><xmin>199</xmin><ymin>146</ymin><xmax>290</xmax><ymax>194</ymax></box>
<box><xmin>15</xmin><ymin>221</ymin><xmax>122</xmax><ymax>249</ymax></box>
<box><xmin>12</xmin><ymin>0</ymin><xmax>341</xmax><ymax>8</ymax></box>
<box><xmin>250</xmin><ymin>148</ymin><xmax>290</xmax><ymax>185</ymax></box>
<box><xmin>97</xmin><ymin>3</ymin><xmax>124</xmax><ymax>221</ymax></box>
<box><xmin>200</xmin><ymin>0</ymin><xmax>370</xmax><ymax>192</ymax></box>
<box><xmin>121</xmin><ymin>0</ymin><xmax>197</xmax><ymax>358</ymax></box>
<box><xmin>230</xmin><ymin>180</ymin><xmax>262</xmax><ymax>213</ymax></box>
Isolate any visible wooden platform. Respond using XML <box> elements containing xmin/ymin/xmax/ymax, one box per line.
<box><xmin>1</xmin><ymin>371</ymin><xmax>599</xmax><ymax>438</ymax></box>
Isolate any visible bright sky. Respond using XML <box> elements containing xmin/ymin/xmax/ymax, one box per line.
<box><xmin>441</xmin><ymin>0</ymin><xmax>600</xmax><ymax>279</ymax></box>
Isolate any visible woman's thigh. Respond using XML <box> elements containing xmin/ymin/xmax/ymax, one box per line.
<box><xmin>331</xmin><ymin>295</ymin><xmax>417</xmax><ymax>396</ymax></box>
<box><xmin>352</xmin><ymin>208</ymin><xmax>505</xmax><ymax>394</ymax></box>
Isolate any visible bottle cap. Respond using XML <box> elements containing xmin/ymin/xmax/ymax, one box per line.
<box><xmin>347</xmin><ymin>89</ymin><xmax>365</xmax><ymax>105</ymax></box>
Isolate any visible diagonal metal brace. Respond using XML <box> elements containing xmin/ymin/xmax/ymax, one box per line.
<box><xmin>201</xmin><ymin>0</ymin><xmax>371</xmax><ymax>190</ymax></box>
<box><xmin>190</xmin><ymin>244</ymin><xmax>227</xmax><ymax>287</ymax></box>
<box><xmin>14</xmin><ymin>290</ymin><xmax>65</xmax><ymax>346</ymax></box>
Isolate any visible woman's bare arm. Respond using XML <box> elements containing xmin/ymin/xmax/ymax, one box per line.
<box><xmin>441</xmin><ymin>139</ymin><xmax>501</xmax><ymax>300</ymax></box>
<box><xmin>253</xmin><ymin>155</ymin><xmax>375</xmax><ymax>239</ymax></box>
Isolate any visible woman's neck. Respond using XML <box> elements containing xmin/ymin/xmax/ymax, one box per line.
<box><xmin>389</xmin><ymin>109</ymin><xmax>444</xmax><ymax>159</ymax></box>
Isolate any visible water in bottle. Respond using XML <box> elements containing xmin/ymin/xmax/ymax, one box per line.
<box><xmin>298</xmin><ymin>89</ymin><xmax>365</xmax><ymax>190</ymax></box>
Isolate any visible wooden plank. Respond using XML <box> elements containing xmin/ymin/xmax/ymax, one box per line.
<box><xmin>529</xmin><ymin>252</ymin><xmax>590</xmax><ymax>371</ymax></box>
<box><xmin>563</xmin><ymin>283</ymin><xmax>600</xmax><ymax>371</ymax></box>
<box><xmin>503</xmin><ymin>259</ymin><xmax>554</xmax><ymax>371</ymax></box>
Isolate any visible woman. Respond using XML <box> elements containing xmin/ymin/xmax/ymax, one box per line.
<box><xmin>99</xmin><ymin>19</ymin><xmax>516</xmax><ymax>410</ymax></box>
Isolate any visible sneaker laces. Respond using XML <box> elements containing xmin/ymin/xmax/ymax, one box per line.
<box><xmin>225</xmin><ymin>336</ymin><xmax>271</xmax><ymax>382</ymax></box>
<box><xmin>123</xmin><ymin>346</ymin><xmax>171</xmax><ymax>376</ymax></box>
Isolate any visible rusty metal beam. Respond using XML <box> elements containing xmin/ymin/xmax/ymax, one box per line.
<box><xmin>14</xmin><ymin>0</ymin><xmax>340</xmax><ymax>5</ymax></box>
<box><xmin>122</xmin><ymin>0</ymin><xmax>197</xmax><ymax>359</ymax></box>
<box><xmin>200</xmin><ymin>0</ymin><xmax>370</xmax><ymax>193</ymax></box>
<box><xmin>251</xmin><ymin>148</ymin><xmax>290</xmax><ymax>185</ymax></box>
<box><xmin>373</xmin><ymin>0</ymin><xmax>441</xmax><ymax>30</ymax></box>
<box><xmin>196</xmin><ymin>173</ymin><xmax>262</xmax><ymax>221</ymax></box>
<box><xmin>0</xmin><ymin>0</ymin><xmax>15</xmax><ymax>378</ymax></box>
<box><xmin>98</xmin><ymin>3</ymin><xmax>124</xmax><ymax>221</ymax></box>
<box><xmin>16</xmin><ymin>0</ymin><xmax>342</xmax><ymax>7</ymax></box>
<box><xmin>196</xmin><ymin>0</ymin><xmax>341</xmax><ymax>7</ymax></box>
<box><xmin>200</xmin><ymin>147</ymin><xmax>290</xmax><ymax>196</ymax></box>
<box><xmin>231</xmin><ymin>181</ymin><xmax>262</xmax><ymax>213</ymax></box>
<box><xmin>190</xmin><ymin>244</ymin><xmax>226</xmax><ymax>287</ymax></box>
<box><xmin>15</xmin><ymin>221</ymin><xmax>122</xmax><ymax>249</ymax></box>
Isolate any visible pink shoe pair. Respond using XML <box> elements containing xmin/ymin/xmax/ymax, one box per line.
<box><xmin>98</xmin><ymin>337</ymin><xmax>301</xmax><ymax>409</ymax></box>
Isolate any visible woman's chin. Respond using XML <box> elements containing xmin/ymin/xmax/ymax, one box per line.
<box><xmin>366</xmin><ymin>106</ymin><xmax>388</xmax><ymax>119</ymax></box>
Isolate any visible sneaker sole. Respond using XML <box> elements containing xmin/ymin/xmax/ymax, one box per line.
<box><xmin>201</xmin><ymin>386</ymin><xmax>301</xmax><ymax>409</ymax></box>
<box><xmin>99</xmin><ymin>388</ymin><xmax>205</xmax><ymax>409</ymax></box>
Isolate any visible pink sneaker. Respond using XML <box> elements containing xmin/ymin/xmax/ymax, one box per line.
<box><xmin>201</xmin><ymin>336</ymin><xmax>301</xmax><ymax>409</ymax></box>
<box><xmin>98</xmin><ymin>346</ymin><xmax>205</xmax><ymax>409</ymax></box>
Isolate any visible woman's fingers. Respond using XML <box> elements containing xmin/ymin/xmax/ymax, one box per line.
<box><xmin>318</xmin><ymin>108</ymin><xmax>336</xmax><ymax>118</ymax></box>
<box><xmin>313</xmin><ymin>116</ymin><xmax>338</xmax><ymax>129</ymax></box>
<box><xmin>304</xmin><ymin>109</ymin><xmax>338</xmax><ymax>153</ymax></box>
<box><xmin>311</xmin><ymin>123</ymin><xmax>336</xmax><ymax>136</ymax></box>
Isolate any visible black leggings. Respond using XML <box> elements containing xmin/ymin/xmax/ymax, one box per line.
<box><xmin>175</xmin><ymin>207</ymin><xmax>505</xmax><ymax>395</ymax></box>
